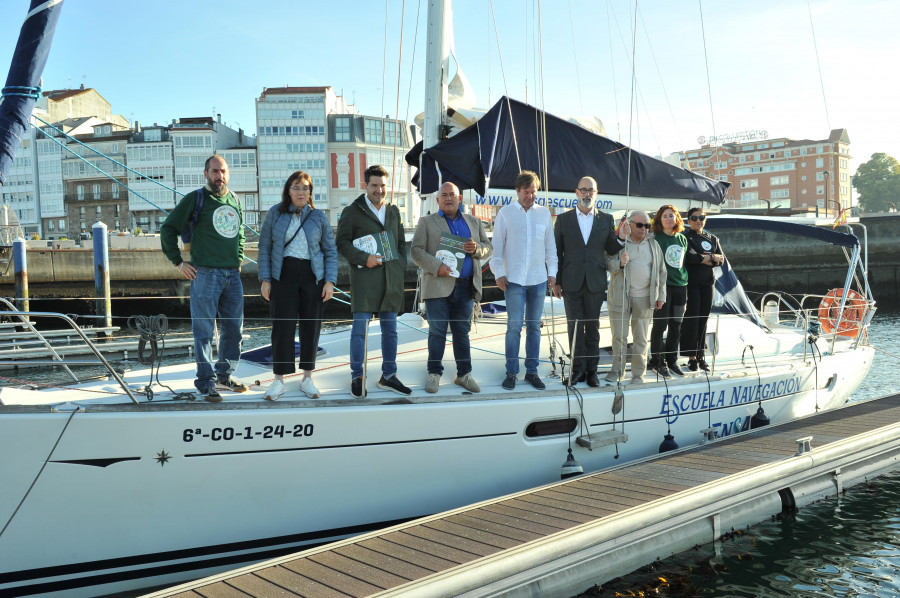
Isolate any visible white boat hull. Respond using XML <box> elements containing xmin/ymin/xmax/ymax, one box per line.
<box><xmin>0</xmin><ymin>311</ymin><xmax>874</xmax><ymax>597</ymax></box>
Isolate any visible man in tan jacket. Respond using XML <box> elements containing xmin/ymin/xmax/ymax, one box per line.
<box><xmin>411</xmin><ymin>182</ymin><xmax>492</xmax><ymax>393</ymax></box>
<box><xmin>606</xmin><ymin>209</ymin><xmax>667</xmax><ymax>384</ymax></box>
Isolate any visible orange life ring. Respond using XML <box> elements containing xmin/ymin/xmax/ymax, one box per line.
<box><xmin>818</xmin><ymin>288</ymin><xmax>867</xmax><ymax>336</ymax></box>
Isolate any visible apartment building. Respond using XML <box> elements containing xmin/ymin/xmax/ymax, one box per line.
<box><xmin>674</xmin><ymin>129</ymin><xmax>852</xmax><ymax>216</ymax></box>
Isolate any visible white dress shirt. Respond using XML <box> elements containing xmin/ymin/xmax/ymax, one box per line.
<box><xmin>575</xmin><ymin>206</ymin><xmax>595</xmax><ymax>244</ymax></box>
<box><xmin>490</xmin><ymin>201</ymin><xmax>558</xmax><ymax>286</ymax></box>
<box><xmin>366</xmin><ymin>197</ymin><xmax>387</xmax><ymax>225</ymax></box>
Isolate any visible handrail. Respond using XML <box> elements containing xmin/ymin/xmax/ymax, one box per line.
<box><xmin>0</xmin><ymin>298</ymin><xmax>77</xmax><ymax>382</ymax></box>
<box><xmin>0</xmin><ymin>309</ymin><xmax>138</xmax><ymax>403</ymax></box>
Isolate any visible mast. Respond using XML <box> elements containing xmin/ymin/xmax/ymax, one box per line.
<box><xmin>421</xmin><ymin>0</ymin><xmax>450</xmax><ymax>215</ymax></box>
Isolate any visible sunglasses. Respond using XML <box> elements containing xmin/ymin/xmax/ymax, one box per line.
<box><xmin>629</xmin><ymin>221</ymin><xmax>650</xmax><ymax>229</ymax></box>
<box><xmin>689</xmin><ymin>215</ymin><xmax>707</xmax><ymax>222</ymax></box>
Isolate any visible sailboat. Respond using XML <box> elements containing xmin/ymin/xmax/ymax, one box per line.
<box><xmin>0</xmin><ymin>1</ymin><xmax>876</xmax><ymax>597</ymax></box>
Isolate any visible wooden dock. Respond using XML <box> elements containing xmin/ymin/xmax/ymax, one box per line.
<box><xmin>143</xmin><ymin>393</ymin><xmax>900</xmax><ymax>598</ymax></box>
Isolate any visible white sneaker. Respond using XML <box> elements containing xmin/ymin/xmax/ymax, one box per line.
<box><xmin>300</xmin><ymin>377</ymin><xmax>320</xmax><ymax>399</ymax></box>
<box><xmin>264</xmin><ymin>379</ymin><xmax>284</xmax><ymax>401</ymax></box>
<box><xmin>425</xmin><ymin>373</ymin><xmax>440</xmax><ymax>393</ymax></box>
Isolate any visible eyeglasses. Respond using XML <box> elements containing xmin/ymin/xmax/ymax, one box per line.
<box><xmin>440</xmin><ymin>193</ymin><xmax>459</xmax><ymax>199</ymax></box>
<box><xmin>689</xmin><ymin>214</ymin><xmax>707</xmax><ymax>222</ymax></box>
<box><xmin>629</xmin><ymin>221</ymin><xmax>650</xmax><ymax>229</ymax></box>
<box><xmin>290</xmin><ymin>185</ymin><xmax>312</xmax><ymax>192</ymax></box>
<box><xmin>576</xmin><ymin>187</ymin><xmax>596</xmax><ymax>194</ymax></box>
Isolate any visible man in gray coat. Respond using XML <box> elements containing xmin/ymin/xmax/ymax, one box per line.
<box><xmin>552</xmin><ymin>176</ymin><xmax>628</xmax><ymax>387</ymax></box>
<box><xmin>336</xmin><ymin>165</ymin><xmax>410</xmax><ymax>398</ymax></box>
<box><xmin>411</xmin><ymin>182</ymin><xmax>492</xmax><ymax>393</ymax></box>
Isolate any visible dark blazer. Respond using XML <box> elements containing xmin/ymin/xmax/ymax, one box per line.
<box><xmin>554</xmin><ymin>208</ymin><xmax>623</xmax><ymax>294</ymax></box>
<box><xmin>335</xmin><ymin>194</ymin><xmax>408</xmax><ymax>313</ymax></box>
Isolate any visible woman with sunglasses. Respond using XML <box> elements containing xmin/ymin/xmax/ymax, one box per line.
<box><xmin>680</xmin><ymin>207</ymin><xmax>724</xmax><ymax>372</ymax></box>
<box><xmin>648</xmin><ymin>204</ymin><xmax>689</xmax><ymax>377</ymax></box>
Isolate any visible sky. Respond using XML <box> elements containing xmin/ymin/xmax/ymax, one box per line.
<box><xmin>1</xmin><ymin>0</ymin><xmax>897</xmax><ymax>179</ymax></box>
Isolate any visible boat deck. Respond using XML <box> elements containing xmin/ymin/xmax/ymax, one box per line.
<box><xmin>144</xmin><ymin>392</ymin><xmax>900</xmax><ymax>598</ymax></box>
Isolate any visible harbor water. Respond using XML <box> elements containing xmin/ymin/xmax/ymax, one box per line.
<box><xmin>578</xmin><ymin>309</ymin><xmax>900</xmax><ymax>598</ymax></box>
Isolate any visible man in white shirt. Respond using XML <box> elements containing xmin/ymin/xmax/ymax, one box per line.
<box><xmin>490</xmin><ymin>171</ymin><xmax>558</xmax><ymax>390</ymax></box>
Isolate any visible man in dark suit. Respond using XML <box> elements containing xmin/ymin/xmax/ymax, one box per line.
<box><xmin>552</xmin><ymin>176</ymin><xmax>629</xmax><ymax>386</ymax></box>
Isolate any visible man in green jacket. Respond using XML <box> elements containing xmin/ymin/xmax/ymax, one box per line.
<box><xmin>335</xmin><ymin>165</ymin><xmax>410</xmax><ymax>398</ymax></box>
<box><xmin>160</xmin><ymin>155</ymin><xmax>246</xmax><ymax>402</ymax></box>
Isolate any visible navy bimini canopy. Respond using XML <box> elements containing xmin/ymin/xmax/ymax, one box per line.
<box><xmin>0</xmin><ymin>0</ymin><xmax>64</xmax><ymax>185</ymax></box>
<box><xmin>704</xmin><ymin>216</ymin><xmax>859</xmax><ymax>248</ymax></box>
<box><xmin>406</xmin><ymin>96</ymin><xmax>730</xmax><ymax>204</ymax></box>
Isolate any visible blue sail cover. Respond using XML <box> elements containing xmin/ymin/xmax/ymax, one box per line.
<box><xmin>705</xmin><ymin>216</ymin><xmax>858</xmax><ymax>329</ymax></box>
<box><xmin>406</xmin><ymin>96</ymin><xmax>730</xmax><ymax>203</ymax></box>
<box><xmin>0</xmin><ymin>0</ymin><xmax>64</xmax><ymax>185</ymax></box>
<box><xmin>704</xmin><ymin>216</ymin><xmax>859</xmax><ymax>248</ymax></box>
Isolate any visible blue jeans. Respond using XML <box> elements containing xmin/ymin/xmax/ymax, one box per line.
<box><xmin>350</xmin><ymin>311</ymin><xmax>398</xmax><ymax>379</ymax></box>
<box><xmin>504</xmin><ymin>281</ymin><xmax>546</xmax><ymax>375</ymax></box>
<box><xmin>425</xmin><ymin>279</ymin><xmax>474</xmax><ymax>376</ymax></box>
<box><xmin>190</xmin><ymin>267</ymin><xmax>244</xmax><ymax>392</ymax></box>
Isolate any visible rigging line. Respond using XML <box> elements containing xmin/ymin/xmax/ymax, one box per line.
<box><xmin>30</xmin><ymin>116</ymin><xmax>261</xmax><ymax>245</ymax></box>
<box><xmin>488</xmin><ymin>0</ymin><xmax>522</xmax><ymax>171</ymax></box>
<box><xmin>0</xmin><ymin>407</ymin><xmax>79</xmax><ymax>540</ymax></box>
<box><xmin>28</xmin><ymin>125</ymin><xmax>260</xmax><ymax>261</ymax></box>
<box><xmin>403</xmin><ymin>0</ymin><xmax>422</xmax><ymax>123</ymax></box>
<box><xmin>697</xmin><ymin>0</ymin><xmax>718</xmax><ymax>147</ymax></box>
<box><xmin>537</xmin><ymin>0</ymin><xmax>550</xmax><ymax>189</ymax></box>
<box><xmin>605</xmin><ymin>0</ymin><xmax>622</xmax><ymax>142</ymax></box>
<box><xmin>390</xmin><ymin>0</ymin><xmax>407</xmax><ymax>206</ymax></box>
<box><xmin>624</xmin><ymin>0</ymin><xmax>638</xmax><ymax>203</ymax></box>
<box><xmin>637</xmin><ymin>9</ymin><xmax>682</xmax><ymax>152</ymax></box>
<box><xmin>566</xmin><ymin>0</ymin><xmax>584</xmax><ymax>116</ymax></box>
<box><xmin>806</xmin><ymin>0</ymin><xmax>831</xmax><ymax>131</ymax></box>
<box><xmin>381</xmin><ymin>0</ymin><xmax>390</xmax><ymax>125</ymax></box>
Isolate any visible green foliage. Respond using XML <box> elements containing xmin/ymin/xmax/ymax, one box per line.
<box><xmin>134</xmin><ymin>227</ymin><xmax>143</xmax><ymax>236</ymax></box>
<box><xmin>30</xmin><ymin>233</ymin><xmax>40</xmax><ymax>241</ymax></box>
<box><xmin>853</xmin><ymin>153</ymin><xmax>900</xmax><ymax>212</ymax></box>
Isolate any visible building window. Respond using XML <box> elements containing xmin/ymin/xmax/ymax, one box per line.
<box><xmin>740</xmin><ymin>179</ymin><xmax>758</xmax><ymax>188</ymax></box>
<box><xmin>841</xmin><ymin>186</ymin><xmax>848</xmax><ymax>196</ymax></box>
<box><xmin>335</xmin><ymin>117</ymin><xmax>351</xmax><ymax>142</ymax></box>
<box><xmin>771</xmin><ymin>189</ymin><xmax>790</xmax><ymax>199</ymax></box>
<box><xmin>816</xmin><ymin>172</ymin><xmax>825</xmax><ymax>181</ymax></box>
<box><xmin>77</xmin><ymin>185</ymin><xmax>84</xmax><ymax>200</ymax></box>
<box><xmin>816</xmin><ymin>186</ymin><xmax>824</xmax><ymax>195</ymax></box>
<box><xmin>92</xmin><ymin>184</ymin><xmax>101</xmax><ymax>199</ymax></box>
<box><xmin>840</xmin><ymin>159</ymin><xmax>848</xmax><ymax>169</ymax></box>
<box><xmin>96</xmin><ymin>206</ymin><xmax>102</xmax><ymax>218</ymax></box>
<box><xmin>770</xmin><ymin>175</ymin><xmax>789</xmax><ymax>185</ymax></box>
<box><xmin>715</xmin><ymin>161</ymin><xmax>727</xmax><ymax>169</ymax></box>
<box><xmin>364</xmin><ymin>119</ymin><xmax>383</xmax><ymax>144</ymax></box>
<box><xmin>80</xmin><ymin>207</ymin><xmax>85</xmax><ymax>216</ymax></box>
<box><xmin>48</xmin><ymin>220</ymin><xmax>54</xmax><ymax>231</ymax></box>
<box><xmin>59</xmin><ymin>219</ymin><xmax>65</xmax><ymax>231</ymax></box>
<box><xmin>740</xmin><ymin>192</ymin><xmax>759</xmax><ymax>201</ymax></box>
<box><xmin>385</xmin><ymin>120</ymin><xmax>398</xmax><ymax>146</ymax></box>
<box><xmin>244</xmin><ymin>194</ymin><xmax>256</xmax><ymax>210</ymax></box>
<box><xmin>112</xmin><ymin>185</ymin><xmax>119</xmax><ymax>199</ymax></box>
<box><xmin>816</xmin><ymin>158</ymin><xmax>824</xmax><ymax>168</ymax></box>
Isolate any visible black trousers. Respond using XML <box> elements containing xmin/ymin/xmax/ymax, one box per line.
<box><xmin>650</xmin><ymin>284</ymin><xmax>687</xmax><ymax>365</ymax></box>
<box><xmin>270</xmin><ymin>258</ymin><xmax>324</xmax><ymax>374</ymax></box>
<box><xmin>681</xmin><ymin>283</ymin><xmax>714</xmax><ymax>360</ymax></box>
<box><xmin>562</xmin><ymin>282</ymin><xmax>605</xmax><ymax>374</ymax></box>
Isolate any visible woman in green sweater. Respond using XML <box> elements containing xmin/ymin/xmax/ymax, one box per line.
<box><xmin>648</xmin><ymin>204</ymin><xmax>688</xmax><ymax>377</ymax></box>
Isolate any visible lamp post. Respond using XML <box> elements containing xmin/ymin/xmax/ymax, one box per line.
<box><xmin>823</xmin><ymin>170</ymin><xmax>832</xmax><ymax>216</ymax></box>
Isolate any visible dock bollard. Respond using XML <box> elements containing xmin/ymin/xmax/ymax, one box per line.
<box><xmin>13</xmin><ymin>237</ymin><xmax>29</xmax><ymax>313</ymax></box>
<box><xmin>92</xmin><ymin>222</ymin><xmax>112</xmax><ymax>339</ymax></box>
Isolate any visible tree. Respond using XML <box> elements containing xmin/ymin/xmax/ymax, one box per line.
<box><xmin>853</xmin><ymin>153</ymin><xmax>900</xmax><ymax>213</ymax></box>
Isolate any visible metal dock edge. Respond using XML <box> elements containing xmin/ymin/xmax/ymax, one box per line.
<box><xmin>143</xmin><ymin>393</ymin><xmax>900</xmax><ymax>598</ymax></box>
